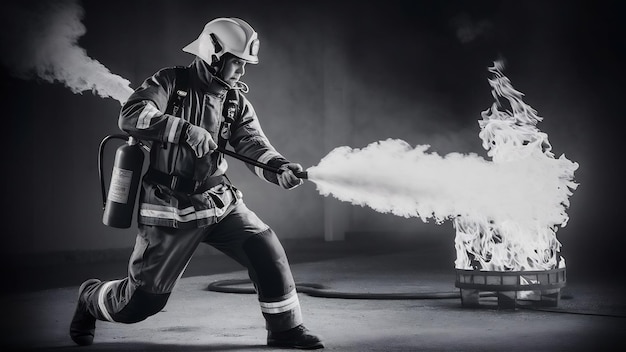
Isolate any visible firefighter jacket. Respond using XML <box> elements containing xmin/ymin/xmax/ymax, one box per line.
<box><xmin>119</xmin><ymin>58</ymin><xmax>291</xmax><ymax>228</ymax></box>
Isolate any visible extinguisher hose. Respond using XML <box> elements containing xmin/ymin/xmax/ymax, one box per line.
<box><xmin>98</xmin><ymin>134</ymin><xmax>131</xmax><ymax>209</ymax></box>
<box><xmin>216</xmin><ymin>146</ymin><xmax>308</xmax><ymax>179</ymax></box>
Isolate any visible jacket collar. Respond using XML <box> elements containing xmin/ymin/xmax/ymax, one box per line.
<box><xmin>191</xmin><ymin>57</ymin><xmax>229</xmax><ymax>97</ymax></box>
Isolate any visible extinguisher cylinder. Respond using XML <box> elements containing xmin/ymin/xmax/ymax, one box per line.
<box><xmin>102</xmin><ymin>137</ymin><xmax>145</xmax><ymax>228</ymax></box>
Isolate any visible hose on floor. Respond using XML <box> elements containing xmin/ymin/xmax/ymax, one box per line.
<box><xmin>206</xmin><ymin>279</ymin><xmax>626</xmax><ymax>318</ymax></box>
<box><xmin>206</xmin><ymin>279</ymin><xmax>467</xmax><ymax>300</ymax></box>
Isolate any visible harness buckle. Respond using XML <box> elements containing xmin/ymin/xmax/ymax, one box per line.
<box><xmin>170</xmin><ymin>175</ymin><xmax>179</xmax><ymax>190</ymax></box>
<box><xmin>193</xmin><ymin>180</ymin><xmax>203</xmax><ymax>193</ymax></box>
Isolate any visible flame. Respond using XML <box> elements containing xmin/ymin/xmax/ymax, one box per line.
<box><xmin>453</xmin><ymin>61</ymin><xmax>578</xmax><ymax>271</ymax></box>
<box><xmin>308</xmin><ymin>61</ymin><xmax>578</xmax><ymax>272</ymax></box>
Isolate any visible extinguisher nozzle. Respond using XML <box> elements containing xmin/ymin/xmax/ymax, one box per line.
<box><xmin>294</xmin><ymin>171</ymin><xmax>308</xmax><ymax>179</ymax></box>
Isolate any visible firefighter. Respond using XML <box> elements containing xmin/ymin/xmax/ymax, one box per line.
<box><xmin>70</xmin><ymin>17</ymin><xmax>324</xmax><ymax>349</ymax></box>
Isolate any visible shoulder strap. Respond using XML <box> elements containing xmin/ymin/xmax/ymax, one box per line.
<box><xmin>166</xmin><ymin>66</ymin><xmax>190</xmax><ymax>117</ymax></box>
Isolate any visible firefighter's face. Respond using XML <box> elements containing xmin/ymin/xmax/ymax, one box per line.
<box><xmin>220</xmin><ymin>56</ymin><xmax>246</xmax><ymax>86</ymax></box>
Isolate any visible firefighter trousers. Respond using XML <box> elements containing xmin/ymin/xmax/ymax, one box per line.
<box><xmin>80</xmin><ymin>202</ymin><xmax>303</xmax><ymax>332</ymax></box>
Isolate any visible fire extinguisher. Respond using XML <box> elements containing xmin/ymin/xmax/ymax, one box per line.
<box><xmin>98</xmin><ymin>134</ymin><xmax>146</xmax><ymax>228</ymax></box>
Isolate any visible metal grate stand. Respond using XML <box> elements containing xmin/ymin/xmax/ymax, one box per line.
<box><xmin>455</xmin><ymin>267</ymin><xmax>566</xmax><ymax>309</ymax></box>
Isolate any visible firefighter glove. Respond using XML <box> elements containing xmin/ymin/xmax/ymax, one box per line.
<box><xmin>278</xmin><ymin>163</ymin><xmax>304</xmax><ymax>190</ymax></box>
<box><xmin>185</xmin><ymin>124</ymin><xmax>217</xmax><ymax>158</ymax></box>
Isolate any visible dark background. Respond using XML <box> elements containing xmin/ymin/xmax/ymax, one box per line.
<box><xmin>0</xmin><ymin>0</ymin><xmax>623</xmax><ymax>278</ymax></box>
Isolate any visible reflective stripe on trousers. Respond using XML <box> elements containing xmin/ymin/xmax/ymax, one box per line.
<box><xmin>81</xmin><ymin>202</ymin><xmax>302</xmax><ymax>331</ymax></box>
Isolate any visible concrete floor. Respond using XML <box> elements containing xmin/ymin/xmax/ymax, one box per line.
<box><xmin>2</xmin><ymin>236</ymin><xmax>625</xmax><ymax>351</ymax></box>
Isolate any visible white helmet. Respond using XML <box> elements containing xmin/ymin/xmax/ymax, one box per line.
<box><xmin>182</xmin><ymin>17</ymin><xmax>260</xmax><ymax>65</ymax></box>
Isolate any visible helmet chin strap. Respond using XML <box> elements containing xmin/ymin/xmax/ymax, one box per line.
<box><xmin>211</xmin><ymin>57</ymin><xmax>250</xmax><ymax>93</ymax></box>
<box><xmin>197</xmin><ymin>55</ymin><xmax>250</xmax><ymax>93</ymax></box>
<box><xmin>233</xmin><ymin>81</ymin><xmax>249</xmax><ymax>93</ymax></box>
<box><xmin>212</xmin><ymin>72</ymin><xmax>232</xmax><ymax>89</ymax></box>
<box><xmin>210</xmin><ymin>72</ymin><xmax>249</xmax><ymax>93</ymax></box>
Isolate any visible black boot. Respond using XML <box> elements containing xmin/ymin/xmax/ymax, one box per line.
<box><xmin>69</xmin><ymin>279</ymin><xmax>101</xmax><ymax>346</ymax></box>
<box><xmin>267</xmin><ymin>324</ymin><xmax>324</xmax><ymax>349</ymax></box>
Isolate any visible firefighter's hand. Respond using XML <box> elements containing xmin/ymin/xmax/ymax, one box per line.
<box><xmin>278</xmin><ymin>163</ymin><xmax>304</xmax><ymax>190</ymax></box>
<box><xmin>185</xmin><ymin>125</ymin><xmax>217</xmax><ymax>158</ymax></box>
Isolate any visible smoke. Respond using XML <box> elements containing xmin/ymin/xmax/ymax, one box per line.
<box><xmin>0</xmin><ymin>0</ymin><xmax>132</xmax><ymax>104</ymax></box>
<box><xmin>450</xmin><ymin>13</ymin><xmax>493</xmax><ymax>44</ymax></box>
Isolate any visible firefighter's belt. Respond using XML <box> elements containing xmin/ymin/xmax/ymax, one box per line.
<box><xmin>144</xmin><ymin>169</ymin><xmax>225</xmax><ymax>194</ymax></box>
